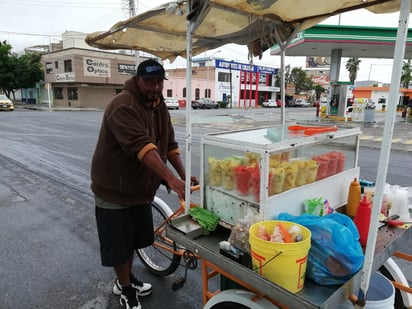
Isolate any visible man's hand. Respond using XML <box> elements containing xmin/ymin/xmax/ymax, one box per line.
<box><xmin>167</xmin><ymin>177</ymin><xmax>186</xmax><ymax>200</ymax></box>
<box><xmin>190</xmin><ymin>176</ymin><xmax>199</xmax><ymax>187</ymax></box>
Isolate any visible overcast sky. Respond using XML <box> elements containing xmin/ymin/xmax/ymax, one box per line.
<box><xmin>0</xmin><ymin>0</ymin><xmax>409</xmax><ymax>83</ymax></box>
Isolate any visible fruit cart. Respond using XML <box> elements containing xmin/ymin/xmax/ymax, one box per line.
<box><xmin>165</xmin><ymin>124</ymin><xmax>412</xmax><ymax>308</ymax></box>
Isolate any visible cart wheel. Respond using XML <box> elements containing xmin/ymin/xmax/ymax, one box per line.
<box><xmin>136</xmin><ymin>198</ymin><xmax>181</xmax><ymax>276</ymax></box>
<box><xmin>203</xmin><ymin>289</ymin><xmax>276</xmax><ymax>309</ymax></box>
<box><xmin>209</xmin><ymin>303</ymin><xmax>249</xmax><ymax>309</ymax></box>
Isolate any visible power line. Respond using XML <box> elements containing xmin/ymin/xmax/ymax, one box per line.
<box><xmin>2</xmin><ymin>0</ymin><xmax>120</xmax><ymax>9</ymax></box>
<box><xmin>0</xmin><ymin>31</ymin><xmax>60</xmax><ymax>38</ymax></box>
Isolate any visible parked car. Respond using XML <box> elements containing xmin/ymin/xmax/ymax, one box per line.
<box><xmin>164</xmin><ymin>97</ymin><xmax>179</xmax><ymax>110</ymax></box>
<box><xmin>192</xmin><ymin>98</ymin><xmax>219</xmax><ymax>109</ymax></box>
<box><xmin>0</xmin><ymin>94</ymin><xmax>14</xmax><ymax>111</ymax></box>
<box><xmin>262</xmin><ymin>99</ymin><xmax>281</xmax><ymax>108</ymax></box>
<box><xmin>294</xmin><ymin>99</ymin><xmax>310</xmax><ymax>107</ymax></box>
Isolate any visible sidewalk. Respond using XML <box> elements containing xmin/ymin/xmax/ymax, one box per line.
<box><xmin>16</xmin><ymin>102</ymin><xmax>101</xmax><ymax>112</ymax></box>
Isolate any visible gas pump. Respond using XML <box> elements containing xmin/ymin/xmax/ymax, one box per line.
<box><xmin>329</xmin><ymin>82</ymin><xmax>353</xmax><ymax>118</ymax></box>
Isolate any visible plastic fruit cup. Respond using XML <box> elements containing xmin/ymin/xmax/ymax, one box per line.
<box><xmin>269</xmin><ymin>172</ymin><xmax>285</xmax><ymax>195</ymax></box>
<box><xmin>234</xmin><ymin>166</ymin><xmax>252</xmax><ymax>196</ymax></box>
<box><xmin>336</xmin><ymin>152</ymin><xmax>346</xmax><ymax>173</ymax></box>
<box><xmin>306</xmin><ymin>163</ymin><xmax>318</xmax><ymax>184</ymax></box>
<box><xmin>283</xmin><ymin>168</ymin><xmax>298</xmax><ymax>191</ymax></box>
<box><xmin>209</xmin><ymin>160</ymin><xmax>222</xmax><ymax>186</ymax></box>
<box><xmin>314</xmin><ymin>156</ymin><xmax>329</xmax><ymax>180</ymax></box>
<box><xmin>250</xmin><ymin>170</ymin><xmax>261</xmax><ymax>202</ymax></box>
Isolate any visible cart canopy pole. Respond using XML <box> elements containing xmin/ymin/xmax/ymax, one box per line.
<box><xmin>357</xmin><ymin>0</ymin><xmax>410</xmax><ymax>305</ymax></box>
<box><xmin>280</xmin><ymin>47</ymin><xmax>286</xmax><ymax>125</ymax></box>
<box><xmin>273</xmin><ymin>26</ymin><xmax>300</xmax><ymax>126</ymax></box>
<box><xmin>184</xmin><ymin>0</ymin><xmax>193</xmax><ymax>210</ymax></box>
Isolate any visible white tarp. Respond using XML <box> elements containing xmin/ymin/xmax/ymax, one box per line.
<box><xmin>86</xmin><ymin>0</ymin><xmax>410</xmax><ymax>61</ymax></box>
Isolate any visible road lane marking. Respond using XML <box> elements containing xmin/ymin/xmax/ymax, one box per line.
<box><xmin>360</xmin><ymin>135</ymin><xmax>374</xmax><ymax>140</ymax></box>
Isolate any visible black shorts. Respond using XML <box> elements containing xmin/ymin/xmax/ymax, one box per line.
<box><xmin>95</xmin><ymin>204</ymin><xmax>154</xmax><ymax>267</ymax></box>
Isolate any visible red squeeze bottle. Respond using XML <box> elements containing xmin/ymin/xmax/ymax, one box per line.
<box><xmin>354</xmin><ymin>195</ymin><xmax>372</xmax><ymax>246</ymax></box>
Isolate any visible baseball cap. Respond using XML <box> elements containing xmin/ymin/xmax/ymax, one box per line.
<box><xmin>136</xmin><ymin>59</ymin><xmax>167</xmax><ymax>80</ymax></box>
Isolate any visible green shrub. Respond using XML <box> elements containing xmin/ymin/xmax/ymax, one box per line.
<box><xmin>218</xmin><ymin>101</ymin><xmax>228</xmax><ymax>108</ymax></box>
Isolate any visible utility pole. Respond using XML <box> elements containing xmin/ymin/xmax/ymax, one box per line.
<box><xmin>129</xmin><ymin>0</ymin><xmax>136</xmax><ymax>16</ymax></box>
<box><xmin>125</xmin><ymin>0</ymin><xmax>140</xmax><ymax>66</ymax></box>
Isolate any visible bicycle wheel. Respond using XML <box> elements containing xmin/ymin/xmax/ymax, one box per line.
<box><xmin>136</xmin><ymin>198</ymin><xmax>181</xmax><ymax>276</ymax></box>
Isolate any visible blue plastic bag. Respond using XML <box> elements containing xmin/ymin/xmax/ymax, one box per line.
<box><xmin>277</xmin><ymin>212</ymin><xmax>364</xmax><ymax>285</ymax></box>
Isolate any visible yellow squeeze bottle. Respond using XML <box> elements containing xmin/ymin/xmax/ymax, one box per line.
<box><xmin>346</xmin><ymin>178</ymin><xmax>361</xmax><ymax>218</ymax></box>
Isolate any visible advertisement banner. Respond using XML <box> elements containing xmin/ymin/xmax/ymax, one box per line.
<box><xmin>118</xmin><ymin>63</ymin><xmax>136</xmax><ymax>75</ymax></box>
<box><xmin>55</xmin><ymin>72</ymin><xmax>76</xmax><ymax>82</ymax></box>
<box><xmin>83</xmin><ymin>57</ymin><xmax>111</xmax><ymax>77</ymax></box>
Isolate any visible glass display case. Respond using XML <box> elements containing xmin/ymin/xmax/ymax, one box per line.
<box><xmin>200</xmin><ymin>124</ymin><xmax>361</xmax><ymax>227</ymax></box>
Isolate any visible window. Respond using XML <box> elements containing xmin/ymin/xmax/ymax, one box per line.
<box><xmin>55</xmin><ymin>61</ymin><xmax>59</xmax><ymax>69</ymax></box>
<box><xmin>182</xmin><ymin>87</ymin><xmax>186</xmax><ymax>98</ymax></box>
<box><xmin>259</xmin><ymin>74</ymin><xmax>268</xmax><ymax>85</ymax></box>
<box><xmin>205</xmin><ymin>89</ymin><xmax>211</xmax><ymax>98</ymax></box>
<box><xmin>195</xmin><ymin>88</ymin><xmax>200</xmax><ymax>100</ymax></box>
<box><xmin>166</xmin><ymin>89</ymin><xmax>173</xmax><ymax>97</ymax></box>
<box><xmin>54</xmin><ymin>87</ymin><xmax>63</xmax><ymax>100</ymax></box>
<box><xmin>64</xmin><ymin>60</ymin><xmax>72</xmax><ymax>72</ymax></box>
<box><xmin>218</xmin><ymin>72</ymin><xmax>230</xmax><ymax>82</ymax></box>
<box><xmin>68</xmin><ymin>87</ymin><xmax>78</xmax><ymax>100</ymax></box>
<box><xmin>45</xmin><ymin>62</ymin><xmax>53</xmax><ymax>74</ymax></box>
<box><xmin>240</xmin><ymin>72</ymin><xmax>256</xmax><ymax>84</ymax></box>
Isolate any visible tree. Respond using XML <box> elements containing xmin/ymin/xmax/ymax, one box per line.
<box><xmin>16</xmin><ymin>52</ymin><xmax>43</xmax><ymax>87</ymax></box>
<box><xmin>0</xmin><ymin>41</ymin><xmax>44</xmax><ymax>100</ymax></box>
<box><xmin>288</xmin><ymin>67</ymin><xmax>312</xmax><ymax>93</ymax></box>
<box><xmin>0</xmin><ymin>41</ymin><xmax>16</xmax><ymax>97</ymax></box>
<box><xmin>345</xmin><ymin>57</ymin><xmax>361</xmax><ymax>83</ymax></box>
<box><xmin>314</xmin><ymin>84</ymin><xmax>326</xmax><ymax>100</ymax></box>
<box><xmin>401</xmin><ymin>59</ymin><xmax>411</xmax><ymax>88</ymax></box>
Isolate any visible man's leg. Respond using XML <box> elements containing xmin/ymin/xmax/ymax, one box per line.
<box><xmin>115</xmin><ymin>256</ymin><xmax>133</xmax><ymax>287</ymax></box>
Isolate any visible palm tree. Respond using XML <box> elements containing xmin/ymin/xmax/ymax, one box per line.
<box><xmin>345</xmin><ymin>57</ymin><xmax>361</xmax><ymax>84</ymax></box>
<box><xmin>401</xmin><ymin>59</ymin><xmax>411</xmax><ymax>88</ymax></box>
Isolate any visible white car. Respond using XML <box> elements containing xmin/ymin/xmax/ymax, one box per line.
<box><xmin>294</xmin><ymin>99</ymin><xmax>310</xmax><ymax>107</ymax></box>
<box><xmin>262</xmin><ymin>99</ymin><xmax>281</xmax><ymax>108</ymax></box>
<box><xmin>164</xmin><ymin>97</ymin><xmax>179</xmax><ymax>110</ymax></box>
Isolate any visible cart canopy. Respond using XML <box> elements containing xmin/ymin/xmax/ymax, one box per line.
<box><xmin>85</xmin><ymin>0</ymin><xmax>409</xmax><ymax>62</ymax></box>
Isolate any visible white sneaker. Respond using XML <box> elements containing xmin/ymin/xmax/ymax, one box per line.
<box><xmin>120</xmin><ymin>285</ymin><xmax>141</xmax><ymax>309</ymax></box>
<box><xmin>113</xmin><ymin>274</ymin><xmax>152</xmax><ymax>297</ymax></box>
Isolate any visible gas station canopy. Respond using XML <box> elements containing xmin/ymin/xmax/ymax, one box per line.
<box><xmin>270</xmin><ymin>24</ymin><xmax>412</xmax><ymax>59</ymax></box>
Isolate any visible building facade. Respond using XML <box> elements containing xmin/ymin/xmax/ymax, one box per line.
<box><xmin>352</xmin><ymin>86</ymin><xmax>412</xmax><ymax>111</ymax></box>
<box><xmin>41</xmin><ymin>48</ymin><xmax>142</xmax><ymax>108</ymax></box>
<box><xmin>37</xmin><ymin>31</ymin><xmax>279</xmax><ymax>109</ymax></box>
<box><xmin>163</xmin><ymin>58</ymin><xmax>279</xmax><ymax>108</ymax></box>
